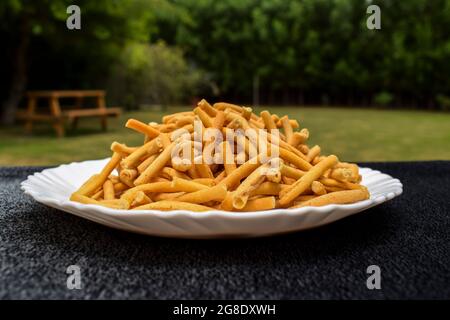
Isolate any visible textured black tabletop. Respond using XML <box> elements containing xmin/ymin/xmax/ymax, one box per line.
<box><xmin>0</xmin><ymin>162</ymin><xmax>449</xmax><ymax>300</ymax></box>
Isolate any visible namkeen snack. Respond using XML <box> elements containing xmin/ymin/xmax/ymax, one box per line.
<box><xmin>70</xmin><ymin>100</ymin><xmax>369</xmax><ymax>211</ymax></box>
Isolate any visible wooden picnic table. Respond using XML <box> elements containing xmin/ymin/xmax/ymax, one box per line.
<box><xmin>17</xmin><ymin>90</ymin><xmax>121</xmax><ymax>137</ymax></box>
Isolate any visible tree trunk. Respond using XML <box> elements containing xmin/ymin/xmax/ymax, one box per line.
<box><xmin>1</xmin><ymin>20</ymin><xmax>29</xmax><ymax>125</ymax></box>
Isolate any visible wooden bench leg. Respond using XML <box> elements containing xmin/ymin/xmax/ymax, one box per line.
<box><xmin>96</xmin><ymin>95</ymin><xmax>108</xmax><ymax>131</ymax></box>
<box><xmin>70</xmin><ymin>117</ymin><xmax>79</xmax><ymax>130</ymax></box>
<box><xmin>101</xmin><ymin>116</ymin><xmax>107</xmax><ymax>131</ymax></box>
<box><xmin>50</xmin><ymin>97</ymin><xmax>65</xmax><ymax>137</ymax></box>
<box><xmin>53</xmin><ymin>119</ymin><xmax>65</xmax><ymax>137</ymax></box>
<box><xmin>25</xmin><ymin>97</ymin><xmax>36</xmax><ymax>134</ymax></box>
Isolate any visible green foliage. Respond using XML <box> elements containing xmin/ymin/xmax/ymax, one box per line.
<box><xmin>160</xmin><ymin>0</ymin><xmax>450</xmax><ymax>108</ymax></box>
<box><xmin>1</xmin><ymin>0</ymin><xmax>450</xmax><ymax>110</ymax></box>
<box><xmin>107</xmin><ymin>42</ymin><xmax>207</xmax><ymax>109</ymax></box>
<box><xmin>374</xmin><ymin>91</ymin><xmax>394</xmax><ymax>107</ymax></box>
<box><xmin>436</xmin><ymin>94</ymin><xmax>450</xmax><ymax>111</ymax></box>
<box><xmin>0</xmin><ymin>0</ymin><xmax>158</xmax><ymax>101</ymax></box>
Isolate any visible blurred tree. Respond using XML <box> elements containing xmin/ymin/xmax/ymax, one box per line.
<box><xmin>161</xmin><ymin>0</ymin><xmax>450</xmax><ymax>108</ymax></box>
<box><xmin>1</xmin><ymin>0</ymin><xmax>450</xmax><ymax>116</ymax></box>
<box><xmin>0</xmin><ymin>0</ymin><xmax>156</xmax><ymax>124</ymax></box>
<box><xmin>107</xmin><ymin>41</ymin><xmax>207</xmax><ymax>109</ymax></box>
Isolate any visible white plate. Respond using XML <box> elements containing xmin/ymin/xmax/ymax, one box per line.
<box><xmin>21</xmin><ymin>158</ymin><xmax>403</xmax><ymax>238</ymax></box>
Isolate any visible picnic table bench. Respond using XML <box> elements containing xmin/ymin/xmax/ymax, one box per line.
<box><xmin>16</xmin><ymin>90</ymin><xmax>121</xmax><ymax>137</ymax></box>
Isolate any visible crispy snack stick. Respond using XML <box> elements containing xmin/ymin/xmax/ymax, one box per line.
<box><xmin>195</xmin><ymin>163</ymin><xmax>214</xmax><ymax>179</ymax></box>
<box><xmin>113</xmin><ymin>182</ymin><xmax>128</xmax><ymax>194</ymax></box>
<box><xmin>91</xmin><ymin>188</ymin><xmax>103</xmax><ymax>200</ymax></box>
<box><xmin>298</xmin><ymin>144</ymin><xmax>309</xmax><ymax>154</ymax></box>
<box><xmin>232</xmin><ymin>162</ymin><xmax>272</xmax><ymax>209</ymax></box>
<box><xmin>194</xmin><ymin>107</ymin><xmax>213</xmax><ymax>128</ymax></box>
<box><xmin>306</xmin><ymin>145</ymin><xmax>321</xmax><ymax>163</ymax></box>
<box><xmin>280</xmin><ymin>116</ymin><xmax>294</xmax><ymax>144</ymax></box>
<box><xmin>218</xmin><ymin>155</ymin><xmax>262</xmax><ymax>189</ymax></box>
<box><xmin>214</xmin><ymin>170</ymin><xmax>226</xmax><ymax>184</ymax></box>
<box><xmin>71</xmin><ymin>193</ymin><xmax>129</xmax><ymax>210</ymax></box>
<box><xmin>174</xmin><ymin>117</ymin><xmax>195</xmax><ymax>128</ymax></box>
<box><xmin>224</xmin><ymin>110</ymin><xmax>251</xmax><ymax>130</ymax></box>
<box><xmin>311</xmin><ymin>181</ymin><xmax>327</xmax><ymax>196</ymax></box>
<box><xmin>160</xmin><ymin>167</ymin><xmax>191</xmax><ymax>180</ymax></box>
<box><xmin>71</xmin><ymin>152</ymin><xmax>121</xmax><ymax>198</ymax></box>
<box><xmin>174</xmin><ymin>184</ymin><xmax>227</xmax><ymax>204</ymax></box>
<box><xmin>187</xmin><ymin>165</ymin><xmax>200</xmax><ymax>179</ymax></box>
<box><xmin>171</xmin><ymin>177</ymin><xmax>209</xmax><ymax>192</ymax></box>
<box><xmin>72</xmin><ymin>99</ymin><xmax>368</xmax><ymax>212</ymax></box>
<box><xmin>330</xmin><ymin>167</ymin><xmax>360</xmax><ymax>183</ymax></box>
<box><xmin>290</xmin><ymin>189</ymin><xmax>369</xmax><ymax>208</ymax></box>
<box><xmin>130</xmin><ymin>191</ymin><xmax>152</xmax><ymax>208</ymax></box>
<box><xmin>152</xmin><ymin>192</ymin><xmax>185</xmax><ymax>201</ymax></box>
<box><xmin>213</xmin><ymin>102</ymin><xmax>244</xmax><ymax>113</ymax></box>
<box><xmin>121</xmin><ymin>137</ymin><xmax>162</xmax><ymax>169</ymax></box>
<box><xmin>132</xmin><ymin>201</ymin><xmax>213</xmax><ymax>212</ymax></box>
<box><xmin>192</xmin><ymin>178</ymin><xmax>216</xmax><ymax>186</ymax></box>
<box><xmin>260</xmin><ymin>110</ymin><xmax>277</xmax><ymax>130</ymax></box>
<box><xmin>266</xmin><ymin>132</ymin><xmax>308</xmax><ymax>160</ymax></box>
<box><xmin>110</xmin><ymin>142</ymin><xmax>138</xmax><ymax>156</ymax></box>
<box><xmin>120</xmin><ymin>181</ymin><xmax>176</xmax><ymax>205</ymax></box>
<box><xmin>277</xmin><ymin>118</ymin><xmax>299</xmax><ymax>129</ymax></box>
<box><xmin>120</xmin><ymin>168</ymin><xmax>138</xmax><ymax>187</ymax></box>
<box><xmin>241</xmin><ymin>107</ymin><xmax>253</xmax><ymax>120</ymax></box>
<box><xmin>137</xmin><ymin>154</ymin><xmax>157</xmax><ymax>174</ymax></box>
<box><xmin>162</xmin><ymin>111</ymin><xmax>194</xmax><ymax>124</ymax></box>
<box><xmin>238</xmin><ymin>196</ymin><xmax>276</xmax><ymax>211</ymax></box>
<box><xmin>280</xmin><ymin>164</ymin><xmax>305</xmax><ymax>179</ymax></box>
<box><xmin>216</xmin><ymin>141</ymin><xmax>236</xmax><ymax>176</ymax></box>
<box><xmin>126</xmin><ymin>119</ymin><xmax>160</xmax><ymax>139</ymax></box>
<box><xmin>198</xmin><ymin>99</ymin><xmax>218</xmax><ymax>117</ymax></box>
<box><xmin>282</xmin><ymin>176</ymin><xmax>297</xmax><ymax>185</ymax></box>
<box><xmin>279</xmin><ymin>147</ymin><xmax>312</xmax><ymax>171</ymax></box>
<box><xmin>134</xmin><ymin>140</ymin><xmax>176</xmax><ymax>185</ymax></box>
<box><xmin>250</xmin><ymin>182</ymin><xmax>287</xmax><ymax>196</ymax></box>
<box><xmin>220</xmin><ymin>192</ymin><xmax>234</xmax><ymax>211</ymax></box>
<box><xmin>279</xmin><ymin>155</ymin><xmax>338</xmax><ymax>206</ymax></box>
<box><xmin>103</xmin><ymin>180</ymin><xmax>115</xmax><ymax>200</ymax></box>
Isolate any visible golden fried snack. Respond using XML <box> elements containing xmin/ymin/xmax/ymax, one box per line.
<box><xmin>126</xmin><ymin>119</ymin><xmax>160</xmax><ymax>139</ymax></box>
<box><xmin>279</xmin><ymin>155</ymin><xmax>338</xmax><ymax>206</ymax></box>
<box><xmin>280</xmin><ymin>116</ymin><xmax>294</xmax><ymax>144</ymax></box>
<box><xmin>103</xmin><ymin>180</ymin><xmax>115</xmax><ymax>200</ymax></box>
<box><xmin>71</xmin><ymin>100</ymin><xmax>368</xmax><ymax>212</ymax></box>
<box><xmin>121</xmin><ymin>137</ymin><xmax>162</xmax><ymax>169</ymax></box>
<box><xmin>232</xmin><ymin>162</ymin><xmax>272</xmax><ymax>209</ymax></box>
<box><xmin>290</xmin><ymin>189</ymin><xmax>369</xmax><ymax>208</ymax></box>
<box><xmin>260</xmin><ymin>110</ymin><xmax>277</xmax><ymax>130</ymax></box>
<box><xmin>131</xmin><ymin>191</ymin><xmax>152</xmax><ymax>208</ymax></box>
<box><xmin>71</xmin><ymin>193</ymin><xmax>129</xmax><ymax>209</ymax></box>
<box><xmin>72</xmin><ymin>152</ymin><xmax>121</xmax><ymax>197</ymax></box>
<box><xmin>110</xmin><ymin>142</ymin><xmax>138</xmax><ymax>156</ymax></box>
<box><xmin>311</xmin><ymin>181</ymin><xmax>327</xmax><ymax>196</ymax></box>
<box><xmin>235</xmin><ymin>196</ymin><xmax>276</xmax><ymax>211</ymax></box>
<box><xmin>198</xmin><ymin>99</ymin><xmax>218</xmax><ymax>117</ymax></box>
<box><xmin>119</xmin><ymin>168</ymin><xmax>138</xmax><ymax>187</ymax></box>
<box><xmin>132</xmin><ymin>201</ymin><xmax>213</xmax><ymax>212</ymax></box>
<box><xmin>306</xmin><ymin>145</ymin><xmax>321</xmax><ymax>163</ymax></box>
<box><xmin>134</xmin><ymin>140</ymin><xmax>176</xmax><ymax>185</ymax></box>
<box><xmin>171</xmin><ymin>177</ymin><xmax>209</xmax><ymax>192</ymax></box>
<box><xmin>174</xmin><ymin>184</ymin><xmax>227</xmax><ymax>204</ymax></box>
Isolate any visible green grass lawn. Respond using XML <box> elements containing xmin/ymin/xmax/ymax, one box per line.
<box><xmin>0</xmin><ymin>106</ymin><xmax>449</xmax><ymax>166</ymax></box>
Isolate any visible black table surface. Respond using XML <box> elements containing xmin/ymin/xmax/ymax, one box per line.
<box><xmin>0</xmin><ymin>161</ymin><xmax>449</xmax><ymax>300</ymax></box>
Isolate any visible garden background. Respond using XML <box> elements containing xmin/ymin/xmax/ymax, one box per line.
<box><xmin>0</xmin><ymin>0</ymin><xmax>449</xmax><ymax>165</ymax></box>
